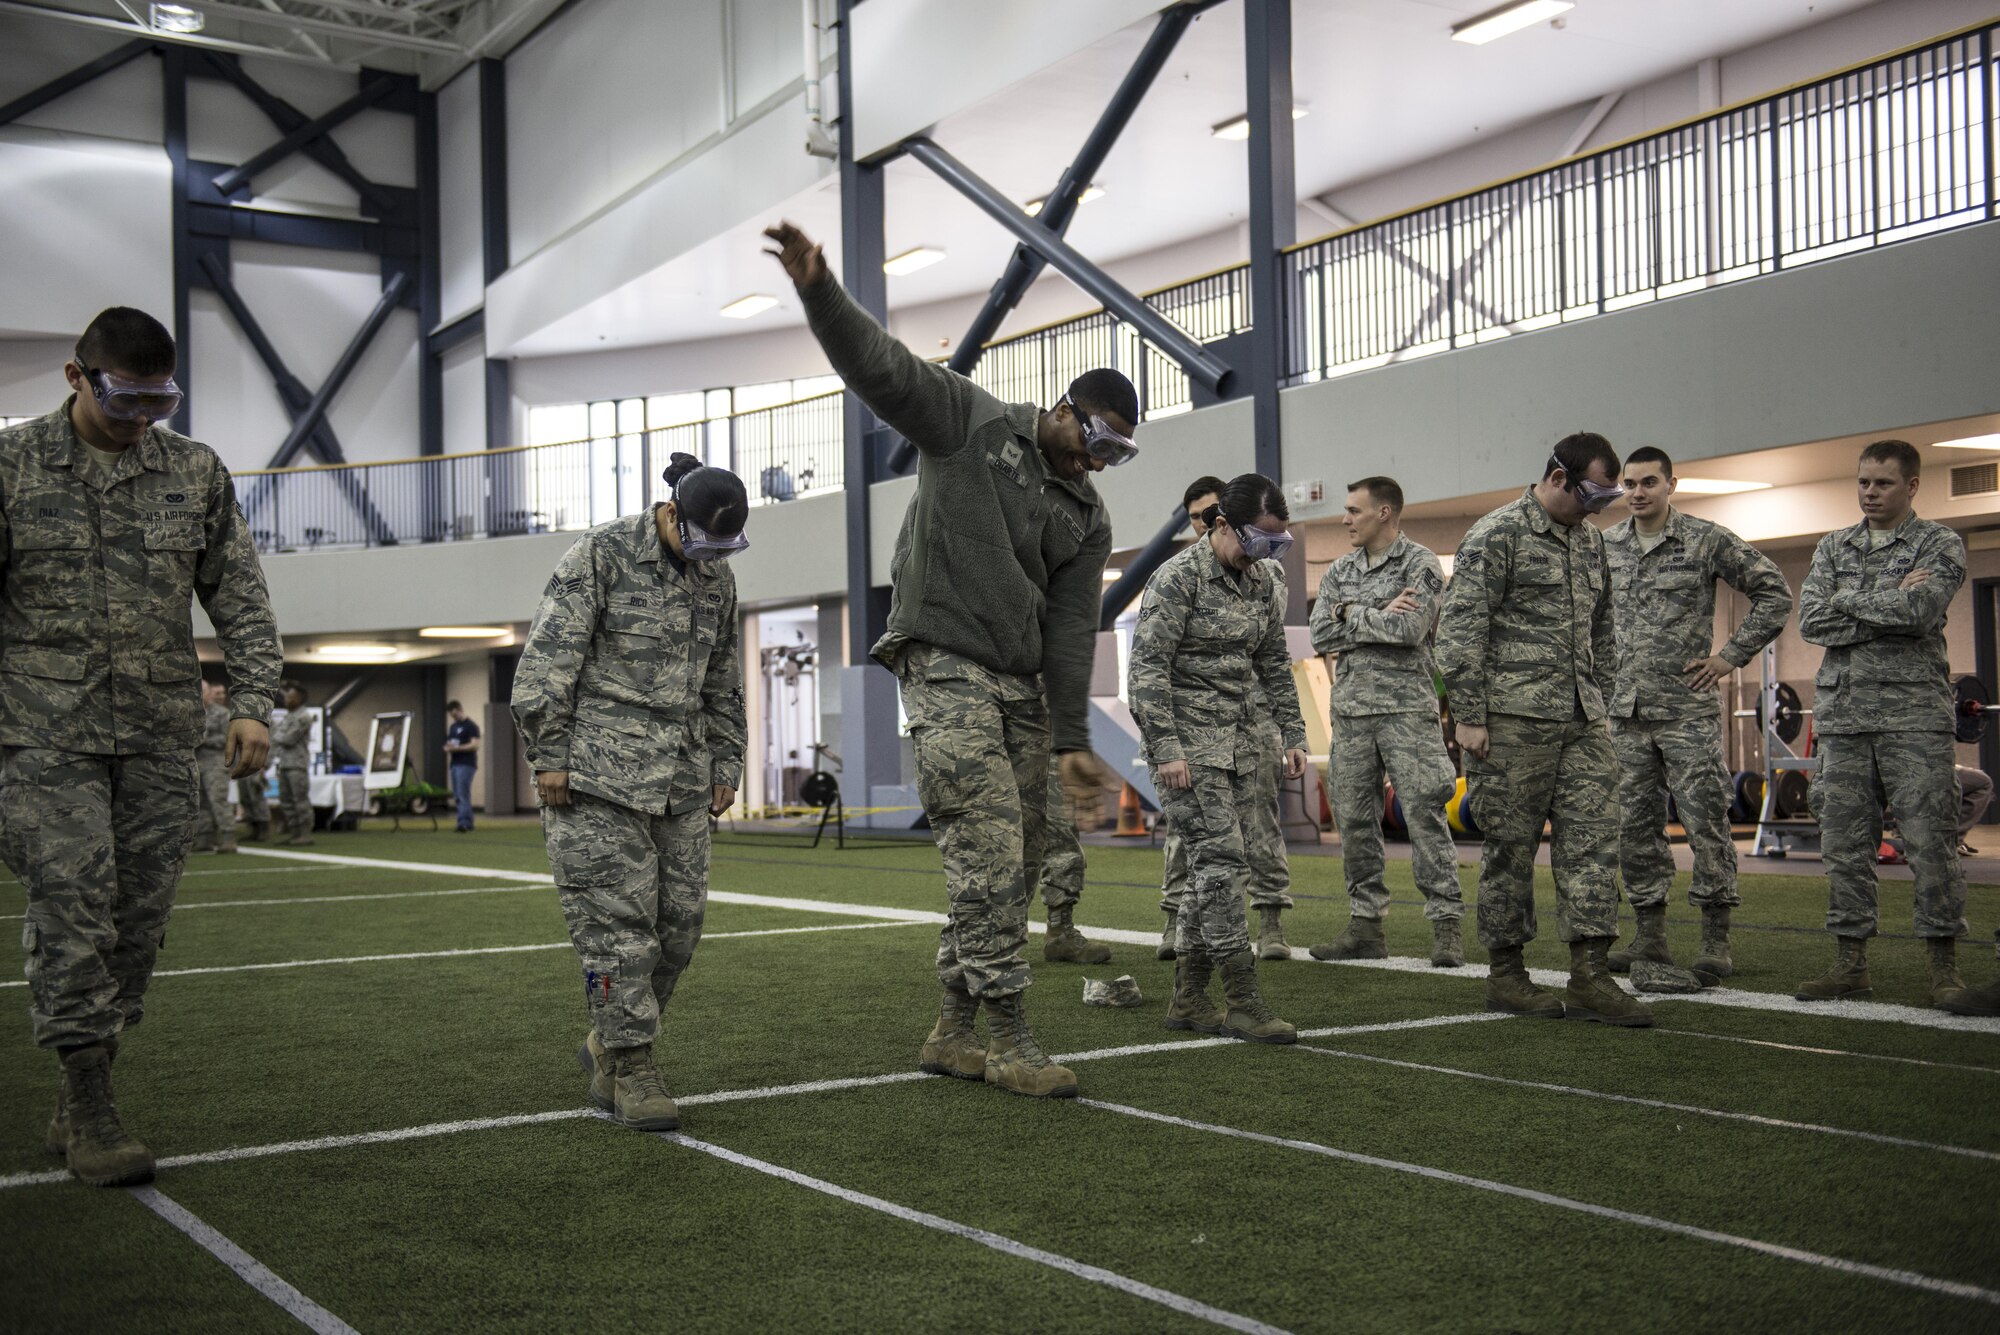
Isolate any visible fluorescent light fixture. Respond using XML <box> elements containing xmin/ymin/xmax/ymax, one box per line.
<box><xmin>150</xmin><ymin>4</ymin><xmax>205</xmax><ymax>33</ymax></box>
<box><xmin>1451</xmin><ymin>0</ymin><xmax>1574</xmax><ymax>46</ymax></box>
<box><xmin>313</xmin><ymin>643</ymin><xmax>400</xmax><ymax>661</ymax></box>
<box><xmin>883</xmin><ymin>246</ymin><xmax>946</xmax><ymax>276</ymax></box>
<box><xmin>1210</xmin><ymin>106</ymin><xmax>1309</xmax><ymax>141</ymax></box>
<box><xmin>1932</xmin><ymin>433</ymin><xmax>2000</xmax><ymax>451</ymax></box>
<box><xmin>719</xmin><ymin>294</ymin><xmax>779</xmax><ymax>320</ymax></box>
<box><xmin>1673</xmin><ymin>478</ymin><xmax>1773</xmax><ymax>495</ymax></box>
<box><xmin>419</xmin><ymin>626</ymin><xmax>510</xmax><ymax>639</ymax></box>
<box><xmin>1102</xmin><ymin>568</ymin><xmax>1123</xmax><ymax>582</ymax></box>
<box><xmin>1025</xmin><ymin>185</ymin><xmax>1106</xmax><ymax>217</ymax></box>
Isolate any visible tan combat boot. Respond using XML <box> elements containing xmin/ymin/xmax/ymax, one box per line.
<box><xmin>1928</xmin><ymin>938</ymin><xmax>1969</xmax><ymax>1009</ymax></box>
<box><xmin>606</xmin><ymin>1046</ymin><xmax>679</xmax><ymax>1131</ymax></box>
<box><xmin>1939</xmin><ymin>975</ymin><xmax>2000</xmax><ymax>1016</ymax></box>
<box><xmin>1256</xmin><ymin>907</ymin><xmax>1291</xmax><ymax>961</ymax></box>
<box><xmin>1043</xmin><ymin>904</ymin><xmax>1111</xmax><ymax>964</ymax></box>
<box><xmin>1795</xmin><ymin>937</ymin><xmax>1871</xmax><ymax>1001</ymax></box>
<box><xmin>47</xmin><ymin>1034</ymin><xmax>120</xmax><ymax>1156</ymax></box>
<box><xmin>575</xmin><ymin>1030</ymin><xmax>613</xmax><ymax>1110</ymax></box>
<box><xmin>1692</xmin><ymin>906</ymin><xmax>1734</xmax><ymax>979</ymax></box>
<box><xmin>1607</xmin><ymin>905</ymin><xmax>1673</xmax><ymax>973</ymax></box>
<box><xmin>1163</xmin><ymin>949</ymin><xmax>1226</xmax><ymax>1034</ymax></box>
<box><xmin>1485</xmin><ymin>945</ymin><xmax>1564</xmax><ymax>1018</ymax></box>
<box><xmin>60</xmin><ymin>1045</ymin><xmax>154</xmax><ymax>1187</ymax></box>
<box><xmin>1430</xmin><ymin>918</ymin><xmax>1465</xmax><ymax>968</ymax></box>
<box><xmin>1157</xmin><ymin>910</ymin><xmax>1179</xmax><ymax>961</ymax></box>
<box><xmin>981</xmin><ymin>994</ymin><xmax>1078</xmax><ymax>1098</ymax></box>
<box><xmin>918</xmin><ymin>988</ymin><xmax>986</xmax><ymax>1080</ymax></box>
<box><xmin>1308</xmin><ymin>917</ymin><xmax>1387</xmax><ymax>961</ymax></box>
<box><xmin>1564</xmin><ymin>939</ymin><xmax>1654</xmax><ymax>1027</ymax></box>
<box><xmin>1217</xmin><ymin>951</ymin><xmax>1296</xmax><ymax>1043</ymax></box>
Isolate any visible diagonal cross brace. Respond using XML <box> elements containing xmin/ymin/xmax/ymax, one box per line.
<box><xmin>197</xmin><ymin>52</ymin><xmax>399</xmax><ymax>216</ymax></box>
<box><xmin>0</xmin><ymin>38</ymin><xmax>152</xmax><ymax>127</ymax></box>
<box><xmin>212</xmin><ymin>75</ymin><xmax>398</xmax><ymax>198</ymax></box>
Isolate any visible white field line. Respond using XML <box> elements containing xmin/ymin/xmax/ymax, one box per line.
<box><xmin>1079</xmin><ymin>1100</ymin><xmax>2000</xmax><ymax>1309</ymax></box>
<box><xmin>129</xmin><ymin>1185</ymin><xmax>359</xmax><ymax>1334</ymax></box>
<box><xmin>1653</xmin><ymin>1028</ymin><xmax>2000</xmax><ymax>1075</ymax></box>
<box><xmin>0</xmin><ymin>921</ymin><xmax>924</xmax><ymax>987</ymax></box>
<box><xmin>0</xmin><ymin>1014</ymin><xmax>1500</xmax><ymax>1192</ymax></box>
<box><xmin>1296</xmin><ymin>1045</ymin><xmax>2000</xmax><ymax>1162</ymax></box>
<box><xmin>0</xmin><ymin>864</ymin><xmax>346</xmax><ymax>889</ymax></box>
<box><xmin>238</xmin><ymin>847</ymin><xmax>2000</xmax><ymax>1034</ymax></box>
<box><xmin>0</xmin><ymin>883</ymin><xmax>546</xmax><ymax>920</ymax></box>
<box><xmin>667</xmin><ymin>1134</ymin><xmax>1291</xmax><ymax>1335</ymax></box>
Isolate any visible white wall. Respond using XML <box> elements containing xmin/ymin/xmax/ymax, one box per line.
<box><xmin>0</xmin><ymin>127</ymin><xmax>171</xmax><ymax>341</ymax></box>
<box><xmin>437</xmin><ymin>68</ymin><xmax>485</xmax><ymax>324</ymax></box>
<box><xmin>0</xmin><ymin>23</ymin><xmax>161</xmax><ymax>144</ymax></box>
<box><xmin>440</xmin><ymin>341</ymin><xmax>487</xmax><ymax>457</ymax></box>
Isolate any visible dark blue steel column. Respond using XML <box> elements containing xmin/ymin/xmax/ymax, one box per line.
<box><xmin>479</xmin><ymin>57</ymin><xmax>516</xmax><ymax>533</ymax></box>
<box><xmin>163</xmin><ymin>46</ymin><xmax>193</xmax><ymax>435</ymax></box>
<box><xmin>837</xmin><ymin>0</ymin><xmax>889</xmax><ymax>664</ymax></box>
<box><xmin>1243</xmin><ymin>0</ymin><xmax>1295</xmax><ymax>486</ymax></box>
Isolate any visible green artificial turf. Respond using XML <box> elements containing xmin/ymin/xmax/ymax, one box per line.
<box><xmin>1</xmin><ymin>825</ymin><xmax>1996</xmax><ymax>1333</ymax></box>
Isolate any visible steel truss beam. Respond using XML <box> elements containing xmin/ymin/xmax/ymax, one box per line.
<box><xmin>0</xmin><ymin>36</ymin><xmax>150</xmax><ymax>126</ymax></box>
<box><xmin>213</xmin><ymin>75</ymin><xmax>400</xmax><ymax>196</ymax></box>
<box><xmin>197</xmin><ymin>51</ymin><xmax>405</xmax><ymax>217</ymax></box>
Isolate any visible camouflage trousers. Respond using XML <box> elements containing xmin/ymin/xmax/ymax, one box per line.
<box><xmin>543</xmin><ymin>790</ymin><xmax>709</xmax><ymax>1050</ymax></box>
<box><xmin>1464</xmin><ymin>713</ymin><xmax>1621</xmax><ymax>949</ymax></box>
<box><xmin>238</xmin><ymin>771</ymin><xmax>270</xmax><ymax>827</ymax></box>
<box><xmin>1330</xmin><ymin>711</ymin><xmax>1463</xmax><ymax>922</ymax></box>
<box><xmin>1160</xmin><ymin>749</ymin><xmax>1291</xmax><ymax>922</ymax></box>
<box><xmin>1611</xmin><ymin>715</ymin><xmax>1739</xmax><ymax>910</ymax></box>
<box><xmin>1154</xmin><ymin>763</ymin><xmax>1268</xmax><ymax>957</ymax></box>
<box><xmin>1812</xmin><ymin>730</ymin><xmax>1966</xmax><ymax>940</ymax></box>
<box><xmin>898</xmin><ymin>644</ymin><xmax>1048</xmax><ymax>999</ymax></box>
<box><xmin>277</xmin><ymin>766</ymin><xmax>312</xmax><ymax>838</ymax></box>
<box><xmin>1037</xmin><ymin>754</ymin><xmax>1087</xmax><ymax>911</ymax></box>
<box><xmin>192</xmin><ymin>748</ymin><xmax>235</xmax><ymax>847</ymax></box>
<box><xmin>2</xmin><ymin>747</ymin><xmax>197</xmax><ymax>1050</ymax></box>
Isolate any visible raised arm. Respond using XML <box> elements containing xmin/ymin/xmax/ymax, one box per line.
<box><xmin>1714</xmin><ymin>532</ymin><xmax>1794</xmax><ymax>666</ymax></box>
<box><xmin>1126</xmin><ymin>568</ymin><xmax>1195</xmax><ymax>764</ymax></box>
<box><xmin>510</xmin><ymin>537</ymin><xmax>606</xmax><ymax>777</ymax></box>
<box><xmin>1042</xmin><ymin>515</ymin><xmax>1112</xmax><ymax>754</ymax></box>
<box><xmin>702</xmin><ymin>576</ymin><xmax>748</xmax><ymax>794</ymax></box>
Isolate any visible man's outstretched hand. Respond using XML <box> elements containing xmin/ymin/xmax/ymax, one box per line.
<box><xmin>764</xmin><ymin>221</ymin><xmax>829</xmax><ymax>290</ymax></box>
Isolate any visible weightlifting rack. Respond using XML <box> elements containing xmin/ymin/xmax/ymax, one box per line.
<box><xmin>1745</xmin><ymin>643</ymin><xmax>1819</xmax><ymax>858</ymax></box>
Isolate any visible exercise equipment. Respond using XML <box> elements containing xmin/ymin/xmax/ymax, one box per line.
<box><xmin>1955</xmin><ymin>674</ymin><xmax>1990</xmax><ymax>744</ymax></box>
<box><xmin>1382</xmin><ymin>783</ymin><xmax>1406</xmax><ymax>835</ymax></box>
<box><xmin>1728</xmin><ymin>770</ymin><xmax>1764</xmax><ymax>824</ymax></box>
<box><xmin>1445</xmin><ymin>777</ymin><xmax>1480</xmax><ymax>838</ymax></box>
<box><xmin>1742</xmin><ymin>643</ymin><xmax>1820</xmax><ymax>859</ymax></box>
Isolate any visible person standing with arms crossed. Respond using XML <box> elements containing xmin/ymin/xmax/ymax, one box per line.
<box><xmin>1435</xmin><ymin>433</ymin><xmax>1650</xmax><ymax>1026</ymax></box>
<box><xmin>1795</xmin><ymin>439</ymin><xmax>1969</xmax><ymax>1007</ymax></box>
<box><xmin>270</xmin><ymin>679</ymin><xmax>315</xmax><ymax>847</ymax></box>
<box><xmin>1603</xmin><ymin>447</ymin><xmax>1791</xmax><ymax>982</ymax></box>
<box><xmin>1308</xmin><ymin>476</ymin><xmax>1466</xmax><ymax>968</ymax></box>
<box><xmin>514</xmin><ymin>453</ymin><xmax>749</xmax><ymax>1130</ymax></box>
<box><xmin>2</xmin><ymin>306</ymin><xmax>279</xmax><ymax>1186</ymax></box>
<box><xmin>444</xmin><ymin>700</ymin><xmax>481</xmax><ymax>833</ymax></box>
<box><xmin>766</xmin><ymin>221</ymin><xmax>1133</xmax><ymax>1099</ymax></box>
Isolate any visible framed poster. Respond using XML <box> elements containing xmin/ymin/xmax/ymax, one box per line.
<box><xmin>364</xmin><ymin>712</ymin><xmax>412</xmax><ymax>792</ymax></box>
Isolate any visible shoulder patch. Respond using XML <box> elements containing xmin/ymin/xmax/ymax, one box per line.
<box><xmin>1419</xmin><ymin>567</ymin><xmax>1443</xmax><ymax>594</ymax></box>
<box><xmin>545</xmin><ymin>573</ymin><xmax>587</xmax><ymax>598</ymax></box>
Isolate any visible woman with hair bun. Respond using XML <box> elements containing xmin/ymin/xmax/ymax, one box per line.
<box><xmin>512</xmin><ymin>451</ymin><xmax>749</xmax><ymax>1131</ymax></box>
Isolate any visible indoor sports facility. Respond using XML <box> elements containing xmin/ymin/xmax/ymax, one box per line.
<box><xmin>2</xmin><ymin>2</ymin><xmax>1997</xmax><ymax>1332</ymax></box>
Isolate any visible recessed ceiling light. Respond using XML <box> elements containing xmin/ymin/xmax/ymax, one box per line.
<box><xmin>419</xmin><ymin>626</ymin><xmax>510</xmax><ymax>639</ymax></box>
<box><xmin>1450</xmin><ymin>1</ymin><xmax>1574</xmax><ymax>46</ymax></box>
<box><xmin>1673</xmin><ymin>478</ymin><xmax>1773</xmax><ymax>495</ymax></box>
<box><xmin>720</xmin><ymin>294</ymin><xmax>779</xmax><ymax>319</ymax></box>
<box><xmin>1210</xmin><ymin>106</ymin><xmax>1308</xmax><ymax>141</ymax></box>
<box><xmin>150</xmin><ymin>4</ymin><xmax>205</xmax><ymax>33</ymax></box>
<box><xmin>313</xmin><ymin>643</ymin><xmax>401</xmax><ymax>661</ymax></box>
<box><xmin>883</xmin><ymin>246</ymin><xmax>946</xmax><ymax>276</ymax></box>
<box><xmin>1025</xmin><ymin>185</ymin><xmax>1106</xmax><ymax>217</ymax></box>
<box><xmin>1932</xmin><ymin>433</ymin><xmax>2000</xmax><ymax>451</ymax></box>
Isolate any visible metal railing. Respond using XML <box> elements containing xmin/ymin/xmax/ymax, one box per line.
<box><xmin>236</xmin><ymin>23</ymin><xmax>1995</xmax><ymax>555</ymax></box>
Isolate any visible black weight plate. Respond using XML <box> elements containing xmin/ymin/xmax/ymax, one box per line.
<box><xmin>1774</xmin><ymin>769</ymin><xmax>1811</xmax><ymax>819</ymax></box>
<box><xmin>799</xmin><ymin>770</ymin><xmax>840</xmax><ymax>808</ymax></box>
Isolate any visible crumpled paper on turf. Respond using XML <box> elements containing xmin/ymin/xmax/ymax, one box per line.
<box><xmin>1083</xmin><ymin>975</ymin><xmax>1144</xmax><ymax>1008</ymax></box>
<box><xmin>1630</xmin><ymin>959</ymin><xmax>1718</xmax><ymax>994</ymax></box>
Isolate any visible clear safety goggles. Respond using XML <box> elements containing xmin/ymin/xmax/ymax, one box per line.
<box><xmin>1222</xmin><ymin>510</ymin><xmax>1294</xmax><ymax>563</ymax></box>
<box><xmin>1550</xmin><ymin>454</ymin><xmax>1625</xmax><ymax>514</ymax></box>
<box><xmin>679</xmin><ymin>512</ymin><xmax>749</xmax><ymax>562</ymax></box>
<box><xmin>1060</xmin><ymin>396</ymin><xmax>1139</xmax><ymax>467</ymax></box>
<box><xmin>81</xmin><ymin>365</ymin><xmax>182</xmax><ymax>422</ymax></box>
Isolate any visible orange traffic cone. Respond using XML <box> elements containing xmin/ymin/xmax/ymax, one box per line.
<box><xmin>1113</xmin><ymin>782</ymin><xmax>1147</xmax><ymax>837</ymax></box>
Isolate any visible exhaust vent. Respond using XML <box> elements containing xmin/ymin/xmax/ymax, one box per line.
<box><xmin>1950</xmin><ymin>461</ymin><xmax>1998</xmax><ymax>499</ymax></box>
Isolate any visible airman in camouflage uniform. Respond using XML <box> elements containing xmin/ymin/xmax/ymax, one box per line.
<box><xmin>190</xmin><ymin>684</ymin><xmax>239</xmax><ymax>854</ymax></box>
<box><xmin>513</xmin><ymin>495</ymin><xmax>746</xmax><ymax>1131</ymax></box>
<box><xmin>770</xmin><ymin>221</ymin><xmax>1133</xmax><ymax>1100</ymax></box>
<box><xmin>1129</xmin><ymin>487</ymin><xmax>1309</xmax><ymax>1045</ymax></box>
<box><xmin>1796</xmin><ymin>440</ymin><xmax>1968</xmax><ymax>1007</ymax></box>
<box><xmin>236</xmin><ymin>751</ymin><xmax>271</xmax><ymax>841</ymax></box>
<box><xmin>1436</xmin><ymin>435</ymin><xmax>1650</xmax><ymax>1026</ymax></box>
<box><xmin>2</xmin><ymin>309</ymin><xmax>280</xmax><ymax>1187</ymax></box>
<box><xmin>269</xmin><ymin>683</ymin><xmax>316</xmax><ymax>847</ymax></box>
<box><xmin>1603</xmin><ymin>449</ymin><xmax>1792</xmax><ymax>982</ymax></box>
<box><xmin>1308</xmin><ymin>478</ymin><xmax>1463</xmax><ymax>968</ymax></box>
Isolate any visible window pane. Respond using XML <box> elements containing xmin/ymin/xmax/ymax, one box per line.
<box><xmin>527</xmin><ymin>403</ymin><xmax>588</xmax><ymax>446</ymax></box>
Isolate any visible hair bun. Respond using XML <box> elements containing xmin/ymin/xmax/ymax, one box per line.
<box><xmin>662</xmin><ymin>452</ymin><xmax>703</xmax><ymax>486</ymax></box>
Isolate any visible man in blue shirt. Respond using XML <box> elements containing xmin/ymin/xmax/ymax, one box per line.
<box><xmin>444</xmin><ymin>701</ymin><xmax>481</xmax><ymax>832</ymax></box>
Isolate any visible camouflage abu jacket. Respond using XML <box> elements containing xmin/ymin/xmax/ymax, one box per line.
<box><xmin>513</xmin><ymin>508</ymin><xmax>747</xmax><ymax>815</ymax></box>
<box><xmin>1128</xmin><ymin>538</ymin><xmax>1307</xmax><ymax>770</ymax></box>
<box><xmin>0</xmin><ymin>401</ymin><xmax>279</xmax><ymax>754</ymax></box>
<box><xmin>1602</xmin><ymin>507</ymin><xmax>1792</xmax><ymax>720</ymax></box>
<box><xmin>1309</xmin><ymin>533</ymin><xmax>1445</xmax><ymax>719</ymax></box>
<box><xmin>1798</xmin><ymin>512</ymin><xmax>1964</xmax><ymax>734</ymax></box>
<box><xmin>1436</xmin><ymin>488</ymin><xmax>1615</xmax><ymax>726</ymax></box>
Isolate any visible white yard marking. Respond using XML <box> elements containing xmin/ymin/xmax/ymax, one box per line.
<box><xmin>1079</xmin><ymin>1100</ymin><xmax>2000</xmax><ymax>1308</ymax></box>
<box><xmin>1296</xmin><ymin>1045</ymin><xmax>2000</xmax><ymax>1161</ymax></box>
<box><xmin>129</xmin><ymin>1186</ymin><xmax>359</xmax><ymax>1334</ymax></box>
<box><xmin>1</xmin><ymin>883</ymin><xmax>543</xmax><ymax>920</ymax></box>
<box><xmin>1653</xmin><ymin>1027</ymin><xmax>2000</xmax><ymax>1075</ymax></box>
<box><xmin>666</xmin><ymin>1134</ymin><xmax>1292</xmax><ymax>1334</ymax></box>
